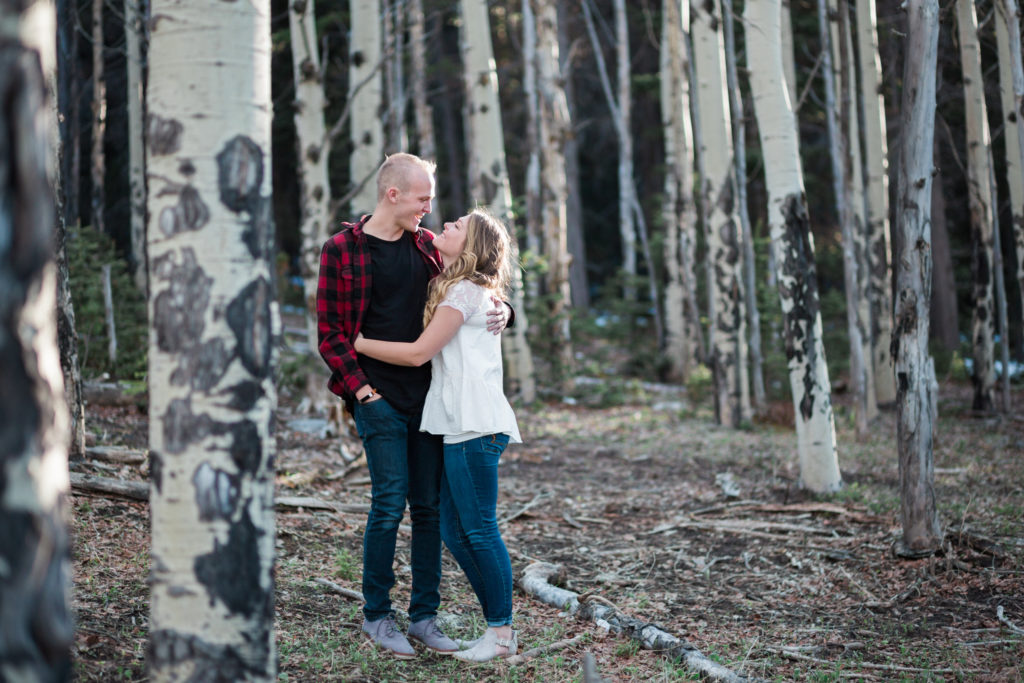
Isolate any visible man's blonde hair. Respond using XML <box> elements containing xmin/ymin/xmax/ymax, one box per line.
<box><xmin>376</xmin><ymin>153</ymin><xmax>437</xmax><ymax>202</ymax></box>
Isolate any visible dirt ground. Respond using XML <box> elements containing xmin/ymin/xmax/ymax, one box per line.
<box><xmin>70</xmin><ymin>377</ymin><xmax>1024</xmax><ymax>681</ymax></box>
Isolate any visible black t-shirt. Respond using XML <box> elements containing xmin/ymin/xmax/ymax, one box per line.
<box><xmin>359</xmin><ymin>232</ymin><xmax>433</xmax><ymax>414</ymax></box>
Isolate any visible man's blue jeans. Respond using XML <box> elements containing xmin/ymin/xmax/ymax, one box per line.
<box><xmin>440</xmin><ymin>433</ymin><xmax>513</xmax><ymax>627</ymax></box>
<box><xmin>353</xmin><ymin>399</ymin><xmax>443</xmax><ymax>622</ymax></box>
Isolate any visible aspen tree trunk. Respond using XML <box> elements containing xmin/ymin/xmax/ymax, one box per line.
<box><xmin>781</xmin><ymin>0</ymin><xmax>798</xmax><ymax>113</ymax></box>
<box><xmin>993</xmin><ymin>0</ymin><xmax>1024</xmax><ymax>314</ymax></box>
<box><xmin>524</xmin><ymin>0</ymin><xmax>542</xmax><ymax>277</ymax></box>
<box><xmin>692</xmin><ymin>0</ymin><xmax>751</xmax><ymax>427</ymax></box>
<box><xmin>0</xmin><ymin>7</ymin><xmax>74</xmax><ymax>679</ymax></box>
<box><xmin>930</xmin><ymin>165</ymin><xmax>960</xmax><ymax>351</ymax></box>
<box><xmin>893</xmin><ymin>0</ymin><xmax>941</xmax><ymax>557</ymax></box>
<box><xmin>55</xmin><ymin>0</ymin><xmax>86</xmax><ymax>460</ymax></box>
<box><xmin>350</xmin><ymin>0</ymin><xmax>384</xmax><ymax>216</ymax></box>
<box><xmin>290</xmin><ymin>0</ymin><xmax>332</xmax><ymax>359</ymax></box>
<box><xmin>126</xmin><ymin>0</ymin><xmax>146</xmax><ymax>294</ymax></box>
<box><xmin>559</xmin><ymin>0</ymin><xmax>589</xmax><ymax>308</ymax></box>
<box><xmin>989</xmin><ymin>161</ymin><xmax>1011</xmax><ymax>411</ymax></box>
<box><xmin>146</xmin><ymin>1</ymin><xmax>277</xmax><ymax>678</ymax></box>
<box><xmin>614</xmin><ymin>0</ymin><xmax>635</xmax><ymax>295</ymax></box>
<box><xmin>460</xmin><ymin>0</ymin><xmax>536</xmax><ymax>402</ymax></box>
<box><xmin>409</xmin><ymin>0</ymin><xmax>437</xmax><ymax>229</ymax></box>
<box><xmin>532</xmin><ymin>0</ymin><xmax>574</xmax><ymax>384</ymax></box>
<box><xmin>383</xmin><ymin>0</ymin><xmax>407</xmax><ymax>154</ymax></box>
<box><xmin>956</xmin><ymin>0</ymin><xmax>996</xmax><ymax>412</ymax></box>
<box><xmin>91</xmin><ymin>0</ymin><xmax>106</xmax><ymax>235</ymax></box>
<box><xmin>820</xmin><ymin>0</ymin><xmax>871</xmax><ymax>435</ymax></box>
<box><xmin>661</xmin><ymin>0</ymin><xmax>700</xmax><ymax>383</ymax></box>
<box><xmin>856</xmin><ymin>0</ymin><xmax>896</xmax><ymax>406</ymax></box>
<box><xmin>745</xmin><ymin>0</ymin><xmax>841</xmax><ymax>494</ymax></box>
<box><xmin>722</xmin><ymin>0</ymin><xmax>767</xmax><ymax>410</ymax></box>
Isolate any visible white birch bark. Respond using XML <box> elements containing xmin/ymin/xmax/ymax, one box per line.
<box><xmin>524</xmin><ymin>0</ymin><xmax>542</xmax><ymax>283</ymax></box>
<box><xmin>146</xmin><ymin>1</ymin><xmax>277</xmax><ymax>678</ymax></box>
<box><xmin>956</xmin><ymin>0</ymin><xmax>996</xmax><ymax>412</ymax></box>
<box><xmin>745</xmin><ymin>0</ymin><xmax>841</xmax><ymax>494</ymax></box>
<box><xmin>722</xmin><ymin>1</ymin><xmax>766</xmax><ymax>410</ymax></box>
<box><xmin>614</xmin><ymin>0</ymin><xmax>636</xmax><ymax>293</ymax></box>
<box><xmin>350</xmin><ymin>0</ymin><xmax>384</xmax><ymax>215</ymax></box>
<box><xmin>692</xmin><ymin>0</ymin><xmax>751</xmax><ymax>426</ymax></box>
<box><xmin>993</xmin><ymin>0</ymin><xmax>1024</xmax><ymax>313</ymax></box>
<box><xmin>126</xmin><ymin>0</ymin><xmax>147</xmax><ymax>294</ymax></box>
<box><xmin>661</xmin><ymin>0</ymin><xmax>700</xmax><ymax>383</ymax></box>
<box><xmin>781</xmin><ymin>0</ymin><xmax>798</xmax><ymax>113</ymax></box>
<box><xmin>382</xmin><ymin>0</ymin><xmax>407</xmax><ymax>154</ymax></box>
<box><xmin>290</xmin><ymin>0</ymin><xmax>332</xmax><ymax>357</ymax></box>
<box><xmin>0</xmin><ymin>5</ymin><xmax>73</xmax><ymax>676</ymax></box>
<box><xmin>532</xmin><ymin>0</ymin><xmax>574</xmax><ymax>383</ymax></box>
<box><xmin>893</xmin><ymin>0</ymin><xmax>941</xmax><ymax>556</ymax></box>
<box><xmin>460</xmin><ymin>0</ymin><xmax>536</xmax><ymax>402</ymax></box>
<box><xmin>856</xmin><ymin>0</ymin><xmax>896</xmax><ymax>405</ymax></box>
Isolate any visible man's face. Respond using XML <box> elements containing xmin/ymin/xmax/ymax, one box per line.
<box><xmin>392</xmin><ymin>169</ymin><xmax>435</xmax><ymax>233</ymax></box>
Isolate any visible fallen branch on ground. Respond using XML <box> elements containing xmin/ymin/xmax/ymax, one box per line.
<box><xmin>504</xmin><ymin>633</ymin><xmax>585</xmax><ymax>666</ymax></box>
<box><xmin>997</xmin><ymin>606</ymin><xmax>1024</xmax><ymax>636</ymax></box>
<box><xmin>313</xmin><ymin>577</ymin><xmax>363</xmax><ymax>602</ymax></box>
<box><xmin>519</xmin><ymin>562</ymin><xmax>763</xmax><ymax>682</ymax></box>
<box><xmin>85</xmin><ymin>446</ymin><xmax>147</xmax><ymax>465</ymax></box>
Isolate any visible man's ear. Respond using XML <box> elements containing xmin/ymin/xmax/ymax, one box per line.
<box><xmin>386</xmin><ymin>186</ymin><xmax>400</xmax><ymax>203</ymax></box>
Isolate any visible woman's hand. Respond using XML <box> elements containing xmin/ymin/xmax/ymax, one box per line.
<box><xmin>486</xmin><ymin>297</ymin><xmax>510</xmax><ymax>334</ymax></box>
<box><xmin>354</xmin><ymin>332</ymin><xmax>365</xmax><ymax>352</ymax></box>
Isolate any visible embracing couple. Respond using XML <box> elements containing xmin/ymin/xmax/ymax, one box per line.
<box><xmin>317</xmin><ymin>153</ymin><xmax>521</xmax><ymax>662</ymax></box>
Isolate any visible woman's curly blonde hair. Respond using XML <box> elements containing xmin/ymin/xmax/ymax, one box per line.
<box><xmin>423</xmin><ymin>209</ymin><xmax>513</xmax><ymax>326</ymax></box>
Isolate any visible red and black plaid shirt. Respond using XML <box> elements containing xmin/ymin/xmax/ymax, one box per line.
<box><xmin>316</xmin><ymin>216</ymin><xmax>443</xmax><ymax>401</ymax></box>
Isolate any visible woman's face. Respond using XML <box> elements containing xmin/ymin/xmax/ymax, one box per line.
<box><xmin>434</xmin><ymin>215</ymin><xmax>469</xmax><ymax>263</ymax></box>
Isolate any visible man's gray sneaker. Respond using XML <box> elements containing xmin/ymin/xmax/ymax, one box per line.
<box><xmin>407</xmin><ymin>617</ymin><xmax>460</xmax><ymax>654</ymax></box>
<box><xmin>362</xmin><ymin>617</ymin><xmax>416</xmax><ymax>659</ymax></box>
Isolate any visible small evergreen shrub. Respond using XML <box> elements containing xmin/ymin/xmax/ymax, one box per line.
<box><xmin>67</xmin><ymin>226</ymin><xmax>148</xmax><ymax>380</ymax></box>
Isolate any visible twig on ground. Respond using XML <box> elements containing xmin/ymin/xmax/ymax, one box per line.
<box><xmin>314</xmin><ymin>577</ymin><xmax>363</xmax><ymax>602</ymax></box>
<box><xmin>996</xmin><ymin>606</ymin><xmax>1024</xmax><ymax>636</ymax></box>
<box><xmin>769</xmin><ymin>647</ymin><xmax>984</xmax><ymax>674</ymax></box>
<box><xmin>499</xmin><ymin>491</ymin><xmax>551</xmax><ymax>525</ymax></box>
<box><xmin>504</xmin><ymin>633</ymin><xmax>585</xmax><ymax>666</ymax></box>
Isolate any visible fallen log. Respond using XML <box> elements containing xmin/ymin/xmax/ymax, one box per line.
<box><xmin>86</xmin><ymin>446</ymin><xmax>147</xmax><ymax>465</ymax></box>
<box><xmin>69</xmin><ymin>473</ymin><xmax>370</xmax><ymax>514</ymax></box>
<box><xmin>519</xmin><ymin>562</ymin><xmax>765</xmax><ymax>682</ymax></box>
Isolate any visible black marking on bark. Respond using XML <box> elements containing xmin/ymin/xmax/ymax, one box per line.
<box><xmin>193</xmin><ymin>462</ymin><xmax>240</xmax><ymax>521</ymax></box>
<box><xmin>226</xmin><ymin>278</ymin><xmax>272</xmax><ymax>378</ymax></box>
<box><xmin>779</xmin><ymin>193</ymin><xmax>822</xmax><ymax>421</ymax></box>
<box><xmin>150</xmin><ymin>450</ymin><xmax>164</xmax><ymax>493</ymax></box>
<box><xmin>152</xmin><ymin>249</ymin><xmax>213</xmax><ymax>355</ymax></box>
<box><xmin>170</xmin><ymin>338</ymin><xmax>231</xmax><ymax>391</ymax></box>
<box><xmin>178</xmin><ymin>159</ymin><xmax>196</xmax><ymax>177</ymax></box>
<box><xmin>220</xmin><ymin>380</ymin><xmax>264</xmax><ymax>412</ymax></box>
<box><xmin>147</xmin><ymin>114</ymin><xmax>183</xmax><ymax>156</ymax></box>
<box><xmin>226</xmin><ymin>420</ymin><xmax>262</xmax><ymax>476</ymax></box>
<box><xmin>194</xmin><ymin>512</ymin><xmax>268</xmax><ymax>618</ymax></box>
<box><xmin>162</xmin><ymin>398</ymin><xmax>217</xmax><ymax>454</ymax></box>
<box><xmin>157</xmin><ymin>185</ymin><xmax>210</xmax><ymax>237</ymax></box>
<box><xmin>148</xmin><ymin>628</ymin><xmax>270</xmax><ymax>682</ymax></box>
<box><xmin>216</xmin><ymin>136</ymin><xmax>264</xmax><ymax>214</ymax></box>
<box><xmin>241</xmin><ymin>196</ymin><xmax>274</xmax><ymax>260</ymax></box>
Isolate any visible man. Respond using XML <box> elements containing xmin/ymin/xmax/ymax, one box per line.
<box><xmin>317</xmin><ymin>153</ymin><xmax>508</xmax><ymax>658</ymax></box>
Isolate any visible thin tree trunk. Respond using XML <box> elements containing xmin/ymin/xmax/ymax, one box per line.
<box><xmin>350</xmin><ymin>0</ymin><xmax>384</xmax><ymax>216</ymax></box>
<box><xmin>745</xmin><ymin>0</ymin><xmax>841</xmax><ymax>494</ymax></box>
<box><xmin>993</xmin><ymin>0</ymin><xmax>1024</xmax><ymax>326</ymax></box>
<box><xmin>820</xmin><ymin>0</ymin><xmax>871</xmax><ymax>435</ymax></box>
<box><xmin>290</xmin><ymin>0</ymin><xmax>333</xmax><ymax>365</ymax></box>
<box><xmin>857</xmin><ymin>0</ymin><xmax>896</xmax><ymax>406</ymax></box>
<box><xmin>126</xmin><ymin>0</ymin><xmax>147</xmax><ymax>294</ymax></box>
<box><xmin>533</xmin><ymin>0</ymin><xmax>574</xmax><ymax>386</ymax></box>
<box><xmin>146</xmin><ymin>1</ymin><xmax>277</xmax><ymax>677</ymax></box>
<box><xmin>692</xmin><ymin>0</ymin><xmax>751</xmax><ymax>427</ymax></box>
<box><xmin>989</xmin><ymin>161</ymin><xmax>1011</xmax><ymax>412</ymax></box>
<box><xmin>461</xmin><ymin>0</ymin><xmax>537</xmax><ymax>402</ymax></box>
<box><xmin>558</xmin><ymin>0</ymin><xmax>589</xmax><ymax>308</ymax></box>
<box><xmin>383</xmin><ymin>0</ymin><xmax>407</xmax><ymax>154</ymax></box>
<box><xmin>409</xmin><ymin>0</ymin><xmax>437</xmax><ymax>229</ymax></box>
<box><xmin>722</xmin><ymin>0</ymin><xmax>766</xmax><ymax>410</ymax></box>
<box><xmin>91</xmin><ymin>0</ymin><xmax>106</xmax><ymax>235</ymax></box>
<box><xmin>893</xmin><ymin>0</ymin><xmax>941</xmax><ymax>557</ymax></box>
<box><xmin>614</xmin><ymin>0</ymin><xmax>635</xmax><ymax>294</ymax></box>
<box><xmin>661</xmin><ymin>0</ymin><xmax>699</xmax><ymax>383</ymax></box>
<box><xmin>956</xmin><ymin>0</ymin><xmax>997</xmax><ymax>411</ymax></box>
<box><xmin>0</xmin><ymin>5</ymin><xmax>74</xmax><ymax>675</ymax></box>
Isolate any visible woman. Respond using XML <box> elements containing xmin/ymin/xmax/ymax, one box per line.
<box><xmin>355</xmin><ymin>209</ymin><xmax>521</xmax><ymax>662</ymax></box>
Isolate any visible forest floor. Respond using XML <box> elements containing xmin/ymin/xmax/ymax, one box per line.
<box><xmin>69</xmin><ymin>361</ymin><xmax>1024</xmax><ymax>682</ymax></box>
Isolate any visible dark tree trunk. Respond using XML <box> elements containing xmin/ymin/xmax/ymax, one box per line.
<box><xmin>930</xmin><ymin>165</ymin><xmax>959</xmax><ymax>352</ymax></box>
<box><xmin>0</xmin><ymin>21</ymin><xmax>74</xmax><ymax>681</ymax></box>
<box><xmin>558</xmin><ymin>0</ymin><xmax>589</xmax><ymax>309</ymax></box>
